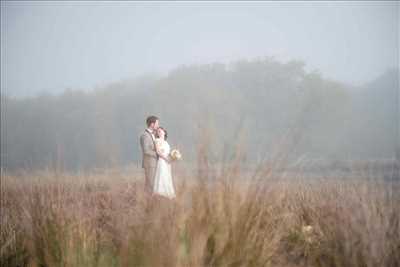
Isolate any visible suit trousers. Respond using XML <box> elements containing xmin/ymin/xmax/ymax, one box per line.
<box><xmin>144</xmin><ymin>164</ymin><xmax>156</xmax><ymax>193</ymax></box>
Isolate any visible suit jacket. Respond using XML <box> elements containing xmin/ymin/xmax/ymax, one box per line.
<box><xmin>140</xmin><ymin>130</ymin><xmax>158</xmax><ymax>169</ymax></box>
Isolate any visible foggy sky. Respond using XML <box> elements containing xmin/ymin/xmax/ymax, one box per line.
<box><xmin>1</xmin><ymin>1</ymin><xmax>398</xmax><ymax>97</ymax></box>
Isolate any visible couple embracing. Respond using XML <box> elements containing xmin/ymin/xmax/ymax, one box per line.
<box><xmin>139</xmin><ymin>115</ymin><xmax>180</xmax><ymax>199</ymax></box>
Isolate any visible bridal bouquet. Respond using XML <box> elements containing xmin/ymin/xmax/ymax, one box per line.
<box><xmin>170</xmin><ymin>149</ymin><xmax>182</xmax><ymax>161</ymax></box>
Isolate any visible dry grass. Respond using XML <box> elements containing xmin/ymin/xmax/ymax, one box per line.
<box><xmin>1</xmin><ymin>160</ymin><xmax>399</xmax><ymax>267</ymax></box>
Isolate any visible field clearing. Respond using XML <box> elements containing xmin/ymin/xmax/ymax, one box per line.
<box><xmin>1</xmin><ymin>162</ymin><xmax>399</xmax><ymax>267</ymax></box>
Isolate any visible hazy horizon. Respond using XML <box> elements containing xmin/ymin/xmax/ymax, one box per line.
<box><xmin>1</xmin><ymin>1</ymin><xmax>399</xmax><ymax>97</ymax></box>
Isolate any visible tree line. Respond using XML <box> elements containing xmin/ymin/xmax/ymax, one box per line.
<box><xmin>1</xmin><ymin>58</ymin><xmax>398</xmax><ymax>172</ymax></box>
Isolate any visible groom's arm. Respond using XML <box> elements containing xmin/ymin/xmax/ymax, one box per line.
<box><xmin>140</xmin><ymin>134</ymin><xmax>157</xmax><ymax>158</ymax></box>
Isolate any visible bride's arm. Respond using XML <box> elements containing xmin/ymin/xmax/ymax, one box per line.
<box><xmin>155</xmin><ymin>141</ymin><xmax>170</xmax><ymax>162</ymax></box>
<box><xmin>159</xmin><ymin>154</ymin><xmax>170</xmax><ymax>163</ymax></box>
<box><xmin>157</xmin><ymin>149</ymin><xmax>170</xmax><ymax>162</ymax></box>
<box><xmin>155</xmin><ymin>139</ymin><xmax>167</xmax><ymax>155</ymax></box>
<box><xmin>155</xmin><ymin>141</ymin><xmax>162</xmax><ymax>155</ymax></box>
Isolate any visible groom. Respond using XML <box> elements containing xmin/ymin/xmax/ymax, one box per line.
<box><xmin>140</xmin><ymin>115</ymin><xmax>159</xmax><ymax>193</ymax></box>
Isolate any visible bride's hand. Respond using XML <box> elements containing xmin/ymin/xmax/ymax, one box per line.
<box><xmin>156</xmin><ymin>148</ymin><xmax>163</xmax><ymax>156</ymax></box>
<box><xmin>160</xmin><ymin>154</ymin><xmax>171</xmax><ymax>163</ymax></box>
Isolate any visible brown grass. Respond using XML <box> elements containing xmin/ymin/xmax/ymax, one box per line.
<box><xmin>1</xmin><ymin>159</ymin><xmax>399</xmax><ymax>267</ymax></box>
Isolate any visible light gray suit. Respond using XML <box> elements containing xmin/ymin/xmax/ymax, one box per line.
<box><xmin>140</xmin><ymin>129</ymin><xmax>158</xmax><ymax>192</ymax></box>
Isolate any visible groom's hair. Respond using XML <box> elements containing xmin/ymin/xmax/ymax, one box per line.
<box><xmin>146</xmin><ymin>116</ymin><xmax>159</xmax><ymax>127</ymax></box>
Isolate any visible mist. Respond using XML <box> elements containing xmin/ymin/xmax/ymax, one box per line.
<box><xmin>1</xmin><ymin>1</ymin><xmax>398</xmax><ymax>97</ymax></box>
<box><xmin>2</xmin><ymin>4</ymin><xmax>400</xmax><ymax>266</ymax></box>
<box><xmin>0</xmin><ymin>1</ymin><xmax>399</xmax><ymax>172</ymax></box>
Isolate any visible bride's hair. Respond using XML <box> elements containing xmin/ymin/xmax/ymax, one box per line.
<box><xmin>157</xmin><ymin>127</ymin><xmax>168</xmax><ymax>140</ymax></box>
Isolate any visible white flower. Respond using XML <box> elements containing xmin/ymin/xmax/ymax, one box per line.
<box><xmin>170</xmin><ymin>149</ymin><xmax>182</xmax><ymax>160</ymax></box>
<box><xmin>302</xmin><ymin>225</ymin><xmax>313</xmax><ymax>234</ymax></box>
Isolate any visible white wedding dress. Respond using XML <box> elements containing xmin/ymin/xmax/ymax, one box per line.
<box><xmin>153</xmin><ymin>139</ymin><xmax>176</xmax><ymax>199</ymax></box>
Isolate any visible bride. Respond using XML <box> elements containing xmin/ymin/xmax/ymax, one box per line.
<box><xmin>153</xmin><ymin>127</ymin><xmax>176</xmax><ymax>199</ymax></box>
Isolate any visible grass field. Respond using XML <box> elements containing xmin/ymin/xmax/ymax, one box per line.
<box><xmin>1</xmin><ymin>159</ymin><xmax>399</xmax><ymax>267</ymax></box>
